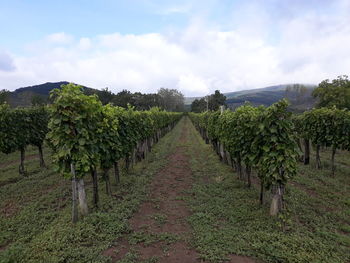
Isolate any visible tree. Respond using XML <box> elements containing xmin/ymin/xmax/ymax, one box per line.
<box><xmin>285</xmin><ymin>84</ymin><xmax>309</xmax><ymax>104</ymax></box>
<box><xmin>133</xmin><ymin>92</ymin><xmax>161</xmax><ymax>110</ymax></box>
<box><xmin>158</xmin><ymin>88</ymin><xmax>184</xmax><ymax>111</ymax></box>
<box><xmin>312</xmin><ymin>75</ymin><xmax>350</xmax><ymax>109</ymax></box>
<box><xmin>31</xmin><ymin>94</ymin><xmax>47</xmax><ymax>106</ymax></box>
<box><xmin>191</xmin><ymin>98</ymin><xmax>207</xmax><ymax>112</ymax></box>
<box><xmin>112</xmin><ymin>89</ymin><xmax>135</xmax><ymax>108</ymax></box>
<box><xmin>97</xmin><ymin>87</ymin><xmax>115</xmax><ymax>105</ymax></box>
<box><xmin>0</xmin><ymin>89</ymin><xmax>10</xmax><ymax>104</ymax></box>
<box><xmin>191</xmin><ymin>90</ymin><xmax>226</xmax><ymax>112</ymax></box>
<box><xmin>208</xmin><ymin>90</ymin><xmax>226</xmax><ymax>111</ymax></box>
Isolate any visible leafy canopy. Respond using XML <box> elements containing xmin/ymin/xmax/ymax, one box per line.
<box><xmin>313</xmin><ymin>75</ymin><xmax>350</xmax><ymax>109</ymax></box>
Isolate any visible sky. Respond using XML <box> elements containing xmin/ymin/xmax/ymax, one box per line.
<box><xmin>0</xmin><ymin>0</ymin><xmax>350</xmax><ymax>96</ymax></box>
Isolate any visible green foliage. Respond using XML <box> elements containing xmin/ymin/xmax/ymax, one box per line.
<box><xmin>112</xmin><ymin>90</ymin><xmax>162</xmax><ymax>110</ymax></box>
<box><xmin>0</xmin><ymin>89</ymin><xmax>10</xmax><ymax>104</ymax></box>
<box><xmin>300</xmin><ymin>107</ymin><xmax>350</xmax><ymax>151</ymax></box>
<box><xmin>98</xmin><ymin>104</ymin><xmax>122</xmax><ymax>170</ymax></box>
<box><xmin>47</xmin><ymin>84</ymin><xmax>182</xmax><ymax>177</ymax></box>
<box><xmin>31</xmin><ymin>94</ymin><xmax>47</xmax><ymax>106</ymax></box>
<box><xmin>253</xmin><ymin>100</ymin><xmax>298</xmax><ymax>188</ymax></box>
<box><xmin>186</xmin><ymin>121</ymin><xmax>350</xmax><ymax>262</ymax></box>
<box><xmin>190</xmin><ymin>90</ymin><xmax>226</xmax><ymax>112</ymax></box>
<box><xmin>218</xmin><ymin>104</ymin><xmax>263</xmax><ymax>168</ymax></box>
<box><xmin>157</xmin><ymin>88</ymin><xmax>185</xmax><ymax>112</ymax></box>
<box><xmin>0</xmin><ymin>105</ymin><xmax>45</xmax><ymax>155</ymax></box>
<box><xmin>191</xmin><ymin>98</ymin><xmax>207</xmax><ymax>113</ymax></box>
<box><xmin>112</xmin><ymin>89</ymin><xmax>135</xmax><ymax>108</ymax></box>
<box><xmin>0</xmin><ymin>114</ymin><xmax>183</xmax><ymax>263</ymax></box>
<box><xmin>189</xmin><ymin>99</ymin><xmax>298</xmax><ymax>189</ymax></box>
<box><xmin>27</xmin><ymin>106</ymin><xmax>49</xmax><ymax>147</ymax></box>
<box><xmin>208</xmin><ymin>90</ymin><xmax>226</xmax><ymax>111</ymax></box>
<box><xmin>0</xmin><ymin>103</ymin><xmax>17</xmax><ymax>154</ymax></box>
<box><xmin>47</xmin><ymin>83</ymin><xmax>103</xmax><ymax>178</ymax></box>
<box><xmin>313</xmin><ymin>75</ymin><xmax>350</xmax><ymax>109</ymax></box>
<box><xmin>207</xmin><ymin>111</ymin><xmax>221</xmax><ymax>141</ymax></box>
<box><xmin>1</xmin><ymin>117</ymin><xmax>349</xmax><ymax>263</ymax></box>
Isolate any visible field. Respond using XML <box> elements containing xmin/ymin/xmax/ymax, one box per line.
<box><xmin>0</xmin><ymin>117</ymin><xmax>349</xmax><ymax>263</ymax></box>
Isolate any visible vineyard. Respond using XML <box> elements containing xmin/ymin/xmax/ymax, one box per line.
<box><xmin>0</xmin><ymin>85</ymin><xmax>350</xmax><ymax>263</ymax></box>
<box><xmin>189</xmin><ymin>100</ymin><xmax>350</xmax><ymax>215</ymax></box>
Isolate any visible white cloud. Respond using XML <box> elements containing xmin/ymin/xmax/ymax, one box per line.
<box><xmin>46</xmin><ymin>32</ymin><xmax>73</xmax><ymax>45</ymax></box>
<box><xmin>177</xmin><ymin>74</ymin><xmax>210</xmax><ymax>95</ymax></box>
<box><xmin>0</xmin><ymin>52</ymin><xmax>16</xmax><ymax>72</ymax></box>
<box><xmin>78</xmin><ymin>38</ymin><xmax>92</xmax><ymax>51</ymax></box>
<box><xmin>2</xmin><ymin>1</ymin><xmax>350</xmax><ymax>96</ymax></box>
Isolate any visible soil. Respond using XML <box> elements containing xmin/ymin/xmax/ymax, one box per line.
<box><xmin>103</xmin><ymin>119</ymin><xmax>256</xmax><ymax>263</ymax></box>
<box><xmin>1</xmin><ymin>200</ymin><xmax>19</xmax><ymax>217</ymax></box>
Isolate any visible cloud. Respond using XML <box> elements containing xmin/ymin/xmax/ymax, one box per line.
<box><xmin>0</xmin><ymin>52</ymin><xmax>16</xmax><ymax>72</ymax></box>
<box><xmin>46</xmin><ymin>32</ymin><xmax>73</xmax><ymax>44</ymax></box>
<box><xmin>78</xmin><ymin>38</ymin><xmax>92</xmax><ymax>51</ymax></box>
<box><xmin>1</xmin><ymin>0</ymin><xmax>350</xmax><ymax>96</ymax></box>
<box><xmin>177</xmin><ymin>74</ymin><xmax>210</xmax><ymax>95</ymax></box>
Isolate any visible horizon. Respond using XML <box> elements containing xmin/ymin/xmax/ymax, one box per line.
<box><xmin>1</xmin><ymin>0</ymin><xmax>349</xmax><ymax>96</ymax></box>
<box><xmin>11</xmin><ymin>80</ymin><xmax>316</xmax><ymax>98</ymax></box>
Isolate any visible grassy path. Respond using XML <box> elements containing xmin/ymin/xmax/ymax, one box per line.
<box><xmin>104</xmin><ymin>117</ymin><xmax>255</xmax><ymax>263</ymax></box>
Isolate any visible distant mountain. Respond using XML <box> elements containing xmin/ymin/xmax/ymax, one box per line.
<box><xmin>13</xmin><ymin>81</ymin><xmax>70</xmax><ymax>96</ymax></box>
<box><xmin>6</xmin><ymin>81</ymin><xmax>97</xmax><ymax>107</ymax></box>
<box><xmin>185</xmin><ymin>84</ymin><xmax>317</xmax><ymax>112</ymax></box>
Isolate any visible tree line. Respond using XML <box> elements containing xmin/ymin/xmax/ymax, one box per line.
<box><xmin>0</xmin><ymin>86</ymin><xmax>185</xmax><ymax>112</ymax></box>
<box><xmin>190</xmin><ymin>90</ymin><xmax>227</xmax><ymax>112</ymax></box>
<box><xmin>89</xmin><ymin>87</ymin><xmax>185</xmax><ymax>111</ymax></box>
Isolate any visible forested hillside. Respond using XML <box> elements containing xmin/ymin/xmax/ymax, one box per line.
<box><xmin>187</xmin><ymin>84</ymin><xmax>316</xmax><ymax>112</ymax></box>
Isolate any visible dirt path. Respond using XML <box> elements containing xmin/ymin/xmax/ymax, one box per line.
<box><xmin>104</xmin><ymin>118</ymin><xmax>198</xmax><ymax>262</ymax></box>
<box><xmin>104</xmin><ymin>118</ymin><xmax>256</xmax><ymax>263</ymax></box>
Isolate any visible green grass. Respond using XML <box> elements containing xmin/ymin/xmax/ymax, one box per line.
<box><xmin>184</xmin><ymin>119</ymin><xmax>350</xmax><ymax>263</ymax></box>
<box><xmin>0</xmin><ymin>119</ymin><xmax>184</xmax><ymax>263</ymax></box>
<box><xmin>148</xmin><ymin>213</ymin><xmax>168</xmax><ymax>226</ymax></box>
<box><xmin>128</xmin><ymin>231</ymin><xmax>179</xmax><ymax>246</ymax></box>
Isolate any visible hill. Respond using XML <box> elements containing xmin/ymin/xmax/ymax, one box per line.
<box><xmin>6</xmin><ymin>82</ymin><xmax>99</xmax><ymax>107</ymax></box>
<box><xmin>185</xmin><ymin>84</ymin><xmax>317</xmax><ymax>112</ymax></box>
